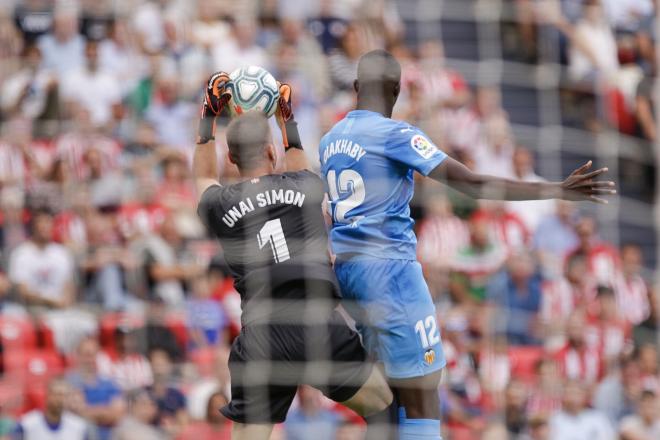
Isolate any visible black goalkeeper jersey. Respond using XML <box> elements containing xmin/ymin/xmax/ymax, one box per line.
<box><xmin>197</xmin><ymin>170</ymin><xmax>339</xmax><ymax>320</ymax></box>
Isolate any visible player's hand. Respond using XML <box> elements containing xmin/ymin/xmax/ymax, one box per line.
<box><xmin>275</xmin><ymin>81</ymin><xmax>294</xmax><ymax>126</ymax></box>
<box><xmin>202</xmin><ymin>71</ymin><xmax>232</xmax><ymax>117</ymax></box>
<box><xmin>560</xmin><ymin>160</ymin><xmax>616</xmax><ymax>204</ymax></box>
<box><xmin>197</xmin><ymin>71</ymin><xmax>231</xmax><ymax>143</ymax></box>
<box><xmin>275</xmin><ymin>81</ymin><xmax>302</xmax><ymax>149</ymax></box>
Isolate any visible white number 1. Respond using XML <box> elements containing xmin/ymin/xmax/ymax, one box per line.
<box><xmin>257</xmin><ymin>218</ymin><xmax>290</xmax><ymax>263</ymax></box>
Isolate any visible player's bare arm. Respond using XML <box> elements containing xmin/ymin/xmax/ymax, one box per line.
<box><xmin>430</xmin><ymin>156</ymin><xmax>617</xmax><ymax>204</ymax></box>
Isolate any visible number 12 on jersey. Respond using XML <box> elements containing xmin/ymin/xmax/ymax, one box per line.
<box><xmin>326</xmin><ymin>169</ymin><xmax>365</xmax><ymax>224</ymax></box>
<box><xmin>257</xmin><ymin>218</ymin><xmax>290</xmax><ymax>263</ymax></box>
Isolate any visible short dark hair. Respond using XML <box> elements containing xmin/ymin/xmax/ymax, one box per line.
<box><xmin>357</xmin><ymin>50</ymin><xmax>401</xmax><ymax>85</ymax></box>
<box><xmin>225</xmin><ymin>112</ymin><xmax>272</xmax><ymax>170</ymax></box>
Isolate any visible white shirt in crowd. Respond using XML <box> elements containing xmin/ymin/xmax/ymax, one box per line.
<box><xmin>9</xmin><ymin>241</ymin><xmax>74</xmax><ymax>302</ymax></box>
<box><xmin>569</xmin><ymin>19</ymin><xmax>619</xmax><ymax>82</ymax></box>
<box><xmin>17</xmin><ymin>410</ymin><xmax>88</xmax><ymax>440</ymax></box>
<box><xmin>60</xmin><ymin>67</ymin><xmax>121</xmax><ymax>127</ymax></box>
<box><xmin>549</xmin><ymin>409</ymin><xmax>616</xmax><ymax>440</ymax></box>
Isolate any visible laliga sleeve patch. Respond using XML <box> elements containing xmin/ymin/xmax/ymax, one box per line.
<box><xmin>410</xmin><ymin>134</ymin><xmax>438</xmax><ymax>159</ymax></box>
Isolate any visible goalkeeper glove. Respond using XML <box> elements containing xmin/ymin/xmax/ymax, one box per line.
<box><xmin>197</xmin><ymin>71</ymin><xmax>231</xmax><ymax>144</ymax></box>
<box><xmin>275</xmin><ymin>81</ymin><xmax>303</xmax><ymax>150</ymax></box>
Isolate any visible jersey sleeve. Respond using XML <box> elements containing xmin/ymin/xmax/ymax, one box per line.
<box><xmin>197</xmin><ymin>184</ymin><xmax>224</xmax><ymax>229</ymax></box>
<box><xmin>384</xmin><ymin>122</ymin><xmax>448</xmax><ymax>176</ymax></box>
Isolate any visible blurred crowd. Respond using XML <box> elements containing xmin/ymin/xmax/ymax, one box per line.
<box><xmin>0</xmin><ymin>0</ymin><xmax>658</xmax><ymax>439</ymax></box>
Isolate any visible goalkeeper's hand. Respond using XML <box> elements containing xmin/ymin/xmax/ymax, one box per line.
<box><xmin>197</xmin><ymin>71</ymin><xmax>231</xmax><ymax>144</ymax></box>
<box><xmin>275</xmin><ymin>81</ymin><xmax>302</xmax><ymax>150</ymax></box>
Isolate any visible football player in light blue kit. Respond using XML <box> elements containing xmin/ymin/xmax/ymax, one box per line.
<box><xmin>319</xmin><ymin>50</ymin><xmax>616</xmax><ymax>440</ymax></box>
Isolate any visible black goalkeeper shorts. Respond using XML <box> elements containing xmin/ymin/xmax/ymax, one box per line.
<box><xmin>220</xmin><ymin>305</ymin><xmax>372</xmax><ymax>424</ymax></box>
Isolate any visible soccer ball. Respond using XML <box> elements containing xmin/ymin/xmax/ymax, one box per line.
<box><xmin>226</xmin><ymin>66</ymin><xmax>280</xmax><ymax>118</ymax></box>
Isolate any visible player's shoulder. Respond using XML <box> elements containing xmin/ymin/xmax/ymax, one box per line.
<box><xmin>280</xmin><ymin>169</ymin><xmax>323</xmax><ymax>186</ymax></box>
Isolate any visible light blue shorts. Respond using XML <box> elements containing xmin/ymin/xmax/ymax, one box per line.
<box><xmin>334</xmin><ymin>258</ymin><xmax>446</xmax><ymax>379</ymax></box>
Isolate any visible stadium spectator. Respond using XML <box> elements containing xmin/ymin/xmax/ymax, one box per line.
<box><xmin>147</xmin><ymin>348</ymin><xmax>187</xmax><ymax>436</ymax></box>
<box><xmin>0</xmin><ymin>44</ymin><xmax>57</xmax><ymax>121</ymax></box>
<box><xmin>111</xmin><ymin>389</ymin><xmax>161</xmax><ymax>440</ymax></box>
<box><xmin>567</xmin><ymin>216</ymin><xmax>621</xmax><ymax>286</ymax></box>
<box><xmin>176</xmin><ymin>390</ymin><xmax>231</xmax><ymax>440</ymax></box>
<box><xmin>8</xmin><ymin>208</ymin><xmax>96</xmax><ymax>352</ymax></box>
<box><xmin>284</xmin><ymin>386</ymin><xmax>342</xmax><ymax>440</ymax></box>
<box><xmin>450</xmin><ymin>212</ymin><xmax>507</xmax><ymax>304</ymax></box>
<box><xmin>186</xmin><ymin>274</ymin><xmax>228</xmax><ymax>349</ymax></box>
<box><xmin>327</xmin><ymin>23</ymin><xmax>366</xmax><ymax>91</ymax></box>
<box><xmin>593</xmin><ymin>357</ymin><xmax>643</xmax><ymax>424</ymax></box>
<box><xmin>13</xmin><ymin>379</ymin><xmax>92</xmax><ymax>440</ymax></box>
<box><xmin>97</xmin><ymin>326</ymin><xmax>154</xmax><ymax>391</ymax></box>
<box><xmin>553</xmin><ymin>311</ymin><xmax>603</xmax><ymax>385</ymax></box>
<box><xmin>618</xmin><ymin>389</ymin><xmax>660</xmax><ymax>440</ymax></box>
<box><xmin>144</xmin><ymin>76</ymin><xmax>197</xmax><ymax>152</ymax></box>
<box><xmin>486</xmin><ymin>251</ymin><xmax>542</xmax><ymax>345</ymax></box>
<box><xmin>66</xmin><ymin>337</ymin><xmax>126</xmax><ymax>440</ymax></box>
<box><xmin>37</xmin><ymin>7</ymin><xmax>85</xmax><ymax>77</ymax></box>
<box><xmin>135</xmin><ymin>214</ymin><xmax>205</xmax><ymax>307</ymax></box>
<box><xmin>533</xmin><ymin>201</ymin><xmax>579</xmax><ymax>278</ymax></box>
<box><xmin>548</xmin><ymin>380</ymin><xmax>615</xmax><ymax>439</ymax></box>
<box><xmin>616</xmin><ymin>243</ymin><xmax>651</xmax><ymax>325</ymax></box>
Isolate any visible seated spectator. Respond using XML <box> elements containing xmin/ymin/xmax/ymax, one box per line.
<box><xmin>327</xmin><ymin>23</ymin><xmax>365</xmax><ymax>91</ymax></box>
<box><xmin>13</xmin><ymin>378</ymin><xmax>92</xmax><ymax>440</ymax></box>
<box><xmin>134</xmin><ymin>214</ymin><xmax>205</xmax><ymax>307</ymax></box>
<box><xmin>619</xmin><ymin>390</ymin><xmax>660</xmax><ymax>440</ymax></box>
<box><xmin>81</xmin><ymin>211</ymin><xmax>139</xmax><ymax>311</ymax></box>
<box><xmin>532</xmin><ymin>201</ymin><xmax>579</xmax><ymax>278</ymax></box>
<box><xmin>67</xmin><ymin>337</ymin><xmax>126</xmax><ymax>440</ymax></box>
<box><xmin>503</xmin><ymin>380</ymin><xmax>528</xmax><ymax>436</ymax></box>
<box><xmin>593</xmin><ymin>357</ymin><xmax>643</xmax><ymax>425</ymax></box>
<box><xmin>37</xmin><ymin>8</ymin><xmax>85</xmax><ymax>77</ymax></box>
<box><xmin>549</xmin><ymin>380</ymin><xmax>615</xmax><ymax>440</ymax></box>
<box><xmin>0</xmin><ymin>43</ymin><xmax>57</xmax><ymax>121</ymax></box>
<box><xmin>98</xmin><ymin>326</ymin><xmax>154</xmax><ymax>391</ymax></box>
<box><xmin>540</xmin><ymin>253</ymin><xmax>598</xmax><ymax>348</ymax></box>
<box><xmin>186</xmin><ymin>274</ymin><xmax>229</xmax><ymax>350</ymax></box>
<box><xmin>486</xmin><ymin>251</ymin><xmax>542</xmax><ymax>345</ymax></box>
<box><xmin>284</xmin><ymin>386</ymin><xmax>342</xmax><ymax>440</ymax></box>
<box><xmin>176</xmin><ymin>390</ymin><xmax>231</xmax><ymax>440</ymax></box>
<box><xmin>450</xmin><ymin>212</ymin><xmax>507</xmax><ymax>304</ymax></box>
<box><xmin>616</xmin><ymin>243</ymin><xmax>650</xmax><ymax>326</ymax></box>
<box><xmin>553</xmin><ymin>311</ymin><xmax>603</xmax><ymax>385</ymax></box>
<box><xmin>8</xmin><ymin>208</ymin><xmax>96</xmax><ymax>353</ymax></box>
<box><xmin>155</xmin><ymin>154</ymin><xmax>196</xmax><ymax>212</ymax></box>
<box><xmin>144</xmin><ymin>76</ymin><xmax>196</xmax><ymax>152</ymax></box>
<box><xmin>186</xmin><ymin>346</ymin><xmax>231</xmax><ymax>421</ymax></box>
<box><xmin>111</xmin><ymin>390</ymin><xmax>161</xmax><ymax>440</ymax></box>
<box><xmin>138</xmin><ymin>299</ymin><xmax>184</xmax><ymax>362</ymax></box>
<box><xmin>60</xmin><ymin>39</ymin><xmax>121</xmax><ymax>128</ymax></box>
<box><xmin>526</xmin><ymin>358</ymin><xmax>563</xmax><ymax>420</ymax></box>
<box><xmin>585</xmin><ymin>286</ymin><xmax>630</xmax><ymax>364</ymax></box>
<box><xmin>147</xmin><ymin>349</ymin><xmax>186</xmax><ymax>436</ymax></box>
<box><xmin>567</xmin><ymin>216</ymin><xmax>621</xmax><ymax>286</ymax></box>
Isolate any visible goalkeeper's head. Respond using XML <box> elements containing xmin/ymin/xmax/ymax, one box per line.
<box><xmin>226</xmin><ymin>112</ymin><xmax>277</xmax><ymax>175</ymax></box>
<box><xmin>354</xmin><ymin>50</ymin><xmax>402</xmax><ymax>116</ymax></box>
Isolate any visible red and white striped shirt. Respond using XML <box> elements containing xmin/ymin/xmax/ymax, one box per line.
<box><xmin>54</xmin><ymin>132</ymin><xmax>121</xmax><ymax>181</ymax></box>
<box><xmin>615</xmin><ymin>274</ymin><xmax>650</xmax><ymax>325</ymax></box>
<box><xmin>417</xmin><ymin>215</ymin><xmax>469</xmax><ymax>267</ymax></box>
<box><xmin>553</xmin><ymin>344</ymin><xmax>603</xmax><ymax>385</ymax></box>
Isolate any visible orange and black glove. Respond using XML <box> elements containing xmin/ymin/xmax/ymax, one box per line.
<box><xmin>275</xmin><ymin>81</ymin><xmax>302</xmax><ymax>150</ymax></box>
<box><xmin>197</xmin><ymin>71</ymin><xmax>231</xmax><ymax>144</ymax></box>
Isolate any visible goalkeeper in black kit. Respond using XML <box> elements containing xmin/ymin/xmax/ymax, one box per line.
<box><xmin>192</xmin><ymin>72</ymin><xmax>393</xmax><ymax>440</ymax></box>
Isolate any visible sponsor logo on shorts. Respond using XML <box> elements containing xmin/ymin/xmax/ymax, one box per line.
<box><xmin>424</xmin><ymin>349</ymin><xmax>436</xmax><ymax>365</ymax></box>
<box><xmin>410</xmin><ymin>135</ymin><xmax>437</xmax><ymax>159</ymax></box>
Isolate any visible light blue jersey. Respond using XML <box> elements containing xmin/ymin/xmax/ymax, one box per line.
<box><xmin>320</xmin><ymin>110</ymin><xmax>448</xmax><ymax>380</ymax></box>
<box><xmin>319</xmin><ymin>110</ymin><xmax>447</xmax><ymax>260</ymax></box>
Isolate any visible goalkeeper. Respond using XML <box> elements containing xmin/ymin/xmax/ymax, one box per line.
<box><xmin>193</xmin><ymin>72</ymin><xmax>393</xmax><ymax>440</ymax></box>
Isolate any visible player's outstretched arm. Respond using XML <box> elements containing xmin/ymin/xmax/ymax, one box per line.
<box><xmin>193</xmin><ymin>71</ymin><xmax>231</xmax><ymax>203</ymax></box>
<box><xmin>430</xmin><ymin>156</ymin><xmax>616</xmax><ymax>203</ymax></box>
<box><xmin>275</xmin><ymin>81</ymin><xmax>309</xmax><ymax>172</ymax></box>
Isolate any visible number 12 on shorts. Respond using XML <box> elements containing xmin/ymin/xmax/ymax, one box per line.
<box><xmin>414</xmin><ymin>314</ymin><xmax>440</xmax><ymax>349</ymax></box>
